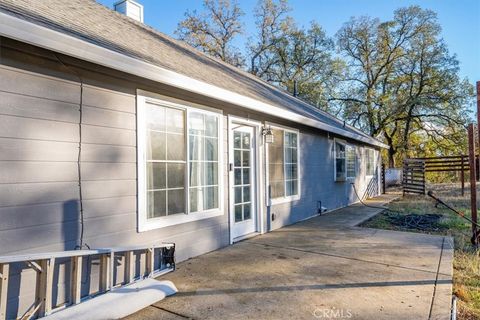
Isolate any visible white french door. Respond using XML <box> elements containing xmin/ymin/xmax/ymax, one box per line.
<box><xmin>229</xmin><ymin>124</ymin><xmax>257</xmax><ymax>240</ymax></box>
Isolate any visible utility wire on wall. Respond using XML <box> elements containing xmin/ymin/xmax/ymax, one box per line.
<box><xmin>53</xmin><ymin>53</ymin><xmax>89</xmax><ymax>250</ymax></box>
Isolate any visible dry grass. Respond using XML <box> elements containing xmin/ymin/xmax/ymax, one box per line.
<box><xmin>361</xmin><ymin>183</ymin><xmax>480</xmax><ymax>319</ymax></box>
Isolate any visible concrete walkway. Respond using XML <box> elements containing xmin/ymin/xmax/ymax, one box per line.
<box><xmin>126</xmin><ymin>195</ymin><xmax>453</xmax><ymax>320</ymax></box>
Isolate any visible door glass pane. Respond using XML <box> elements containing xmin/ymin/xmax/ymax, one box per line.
<box><xmin>234</xmin><ymin>132</ymin><xmax>241</xmax><ymax>148</ymax></box>
<box><xmin>234</xmin><ymin>204</ymin><xmax>243</xmax><ymax>222</ymax></box>
<box><xmin>242</xmin><ymin>168</ymin><xmax>249</xmax><ymax>184</ymax></box>
<box><xmin>234</xmin><ymin>168</ymin><xmax>242</xmax><ymax>185</ymax></box>
<box><xmin>243</xmin><ymin>186</ymin><xmax>250</xmax><ymax>202</ymax></box>
<box><xmin>243</xmin><ymin>204</ymin><xmax>251</xmax><ymax>220</ymax></box>
<box><xmin>242</xmin><ymin>150</ymin><xmax>250</xmax><ymax>166</ymax></box>
<box><xmin>242</xmin><ymin>133</ymin><xmax>250</xmax><ymax>148</ymax></box>
<box><xmin>234</xmin><ymin>150</ymin><xmax>241</xmax><ymax>166</ymax></box>
<box><xmin>235</xmin><ymin>186</ymin><xmax>242</xmax><ymax>203</ymax></box>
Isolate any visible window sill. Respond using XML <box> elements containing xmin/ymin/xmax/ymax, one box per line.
<box><xmin>269</xmin><ymin>195</ymin><xmax>300</xmax><ymax>206</ymax></box>
<box><xmin>138</xmin><ymin>209</ymin><xmax>223</xmax><ymax>232</ymax></box>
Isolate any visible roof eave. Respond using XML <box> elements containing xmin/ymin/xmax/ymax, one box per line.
<box><xmin>0</xmin><ymin>11</ymin><xmax>388</xmax><ymax>149</ymax></box>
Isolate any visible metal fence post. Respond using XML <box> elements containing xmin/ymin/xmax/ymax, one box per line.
<box><xmin>468</xmin><ymin>124</ymin><xmax>478</xmax><ymax>246</ymax></box>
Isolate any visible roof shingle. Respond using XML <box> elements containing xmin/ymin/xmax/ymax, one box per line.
<box><xmin>0</xmin><ymin>0</ymin><xmax>379</xmax><ymax>144</ymax></box>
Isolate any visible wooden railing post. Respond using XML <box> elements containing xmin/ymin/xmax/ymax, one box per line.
<box><xmin>70</xmin><ymin>256</ymin><xmax>82</xmax><ymax>305</ymax></box>
<box><xmin>0</xmin><ymin>264</ymin><xmax>9</xmax><ymax>320</ymax></box>
<box><xmin>145</xmin><ymin>248</ymin><xmax>154</xmax><ymax>277</ymax></box>
<box><xmin>124</xmin><ymin>251</ymin><xmax>134</xmax><ymax>284</ymax></box>
<box><xmin>36</xmin><ymin>258</ymin><xmax>55</xmax><ymax>317</ymax></box>
<box><xmin>99</xmin><ymin>254</ymin><xmax>110</xmax><ymax>293</ymax></box>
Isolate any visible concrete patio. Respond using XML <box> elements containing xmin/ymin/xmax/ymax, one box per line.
<box><xmin>126</xmin><ymin>195</ymin><xmax>453</xmax><ymax>320</ymax></box>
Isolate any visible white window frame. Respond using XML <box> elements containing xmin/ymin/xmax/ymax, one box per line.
<box><xmin>346</xmin><ymin>144</ymin><xmax>357</xmax><ymax>180</ymax></box>
<box><xmin>365</xmin><ymin>147</ymin><xmax>377</xmax><ymax>178</ymax></box>
<box><xmin>334</xmin><ymin>138</ymin><xmax>347</xmax><ymax>182</ymax></box>
<box><xmin>137</xmin><ymin>95</ymin><xmax>224</xmax><ymax>232</ymax></box>
<box><xmin>266</xmin><ymin>123</ymin><xmax>301</xmax><ymax>205</ymax></box>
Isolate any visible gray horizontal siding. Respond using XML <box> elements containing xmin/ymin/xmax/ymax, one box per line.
<box><xmin>0</xmin><ymin>90</ymin><xmax>79</xmax><ymax>123</ymax></box>
<box><xmin>0</xmin><ymin>138</ymin><xmax>78</xmax><ymax>161</ymax></box>
<box><xmin>0</xmin><ymin>114</ymin><xmax>79</xmax><ymax>142</ymax></box>
<box><xmin>0</xmin><ymin>66</ymin><xmax>80</xmax><ymax>103</ymax></box>
<box><xmin>82</xmin><ymin>105</ymin><xmax>136</xmax><ymax>130</ymax></box>
<box><xmin>0</xmin><ymin>182</ymin><xmax>78</xmax><ymax>207</ymax></box>
<box><xmin>81</xmin><ymin>180</ymin><xmax>136</xmax><ymax>199</ymax></box>
<box><xmin>82</xmin><ymin>196</ymin><xmax>136</xmax><ymax>218</ymax></box>
<box><xmin>0</xmin><ymin>59</ymin><xmax>229</xmax><ymax>264</ymax></box>
<box><xmin>0</xmin><ymin>162</ymin><xmax>78</xmax><ymax>184</ymax></box>
<box><xmin>82</xmin><ymin>85</ymin><xmax>136</xmax><ymax>113</ymax></box>
<box><xmin>82</xmin><ymin>124</ymin><xmax>136</xmax><ymax>146</ymax></box>
<box><xmin>0</xmin><ymin>201</ymin><xmax>79</xmax><ymax>231</ymax></box>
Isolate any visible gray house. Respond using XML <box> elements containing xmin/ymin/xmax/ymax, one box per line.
<box><xmin>0</xmin><ymin>0</ymin><xmax>387</xmax><ymax>317</ymax></box>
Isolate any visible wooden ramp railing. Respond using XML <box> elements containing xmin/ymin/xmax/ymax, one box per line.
<box><xmin>0</xmin><ymin>243</ymin><xmax>175</xmax><ymax>320</ymax></box>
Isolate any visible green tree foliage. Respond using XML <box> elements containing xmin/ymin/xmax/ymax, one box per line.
<box><xmin>248</xmin><ymin>0</ymin><xmax>343</xmax><ymax>107</ymax></box>
<box><xmin>175</xmin><ymin>0</ymin><xmax>245</xmax><ymax>67</ymax></box>
<box><xmin>175</xmin><ymin>2</ymin><xmax>474</xmax><ymax>167</ymax></box>
<box><xmin>333</xmin><ymin>6</ymin><xmax>473</xmax><ymax>167</ymax></box>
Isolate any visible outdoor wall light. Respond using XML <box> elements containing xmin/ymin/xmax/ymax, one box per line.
<box><xmin>262</xmin><ymin>126</ymin><xmax>274</xmax><ymax>144</ymax></box>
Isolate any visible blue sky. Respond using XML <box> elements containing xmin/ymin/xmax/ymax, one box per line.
<box><xmin>98</xmin><ymin>0</ymin><xmax>479</xmax><ymax>91</ymax></box>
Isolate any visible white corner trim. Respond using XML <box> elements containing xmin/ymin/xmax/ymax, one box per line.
<box><xmin>0</xmin><ymin>11</ymin><xmax>388</xmax><ymax>149</ymax></box>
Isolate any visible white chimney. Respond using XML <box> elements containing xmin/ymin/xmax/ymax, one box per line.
<box><xmin>114</xmin><ymin>0</ymin><xmax>144</xmax><ymax>23</ymax></box>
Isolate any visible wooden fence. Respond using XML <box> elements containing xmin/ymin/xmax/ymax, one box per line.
<box><xmin>403</xmin><ymin>155</ymin><xmax>470</xmax><ymax>196</ymax></box>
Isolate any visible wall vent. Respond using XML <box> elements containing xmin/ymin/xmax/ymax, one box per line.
<box><xmin>114</xmin><ymin>0</ymin><xmax>144</xmax><ymax>23</ymax></box>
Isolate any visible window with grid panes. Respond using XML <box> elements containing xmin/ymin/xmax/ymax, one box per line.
<box><xmin>268</xmin><ymin>128</ymin><xmax>299</xmax><ymax>200</ymax></box>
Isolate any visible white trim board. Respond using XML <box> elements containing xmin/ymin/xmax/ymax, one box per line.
<box><xmin>0</xmin><ymin>11</ymin><xmax>388</xmax><ymax>149</ymax></box>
